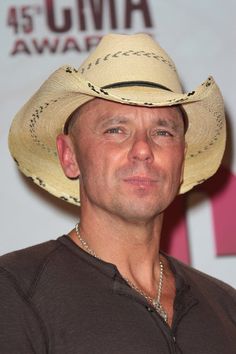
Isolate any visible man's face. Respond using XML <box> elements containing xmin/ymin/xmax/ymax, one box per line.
<box><xmin>62</xmin><ymin>98</ymin><xmax>186</xmax><ymax>222</ymax></box>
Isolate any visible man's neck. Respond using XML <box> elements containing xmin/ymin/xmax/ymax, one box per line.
<box><xmin>69</xmin><ymin>204</ymin><xmax>164</xmax><ymax>297</ymax></box>
<box><xmin>68</xmin><ymin>203</ymin><xmax>176</xmax><ymax>327</ymax></box>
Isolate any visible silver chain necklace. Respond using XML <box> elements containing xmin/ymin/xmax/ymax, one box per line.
<box><xmin>75</xmin><ymin>223</ymin><xmax>168</xmax><ymax>323</ymax></box>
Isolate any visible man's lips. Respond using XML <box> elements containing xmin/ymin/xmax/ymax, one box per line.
<box><xmin>123</xmin><ymin>176</ymin><xmax>158</xmax><ymax>186</ymax></box>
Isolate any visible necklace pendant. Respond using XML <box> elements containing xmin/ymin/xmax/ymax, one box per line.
<box><xmin>152</xmin><ymin>300</ymin><xmax>168</xmax><ymax>323</ymax></box>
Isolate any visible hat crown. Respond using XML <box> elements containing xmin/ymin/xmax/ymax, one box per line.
<box><xmin>79</xmin><ymin>33</ymin><xmax>183</xmax><ymax>93</ymax></box>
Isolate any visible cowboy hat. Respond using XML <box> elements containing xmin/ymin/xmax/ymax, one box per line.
<box><xmin>8</xmin><ymin>33</ymin><xmax>226</xmax><ymax>205</ymax></box>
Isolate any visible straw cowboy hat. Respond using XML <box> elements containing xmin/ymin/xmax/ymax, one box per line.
<box><xmin>8</xmin><ymin>33</ymin><xmax>226</xmax><ymax>205</ymax></box>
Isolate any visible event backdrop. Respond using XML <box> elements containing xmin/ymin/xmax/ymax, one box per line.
<box><xmin>1</xmin><ymin>0</ymin><xmax>236</xmax><ymax>287</ymax></box>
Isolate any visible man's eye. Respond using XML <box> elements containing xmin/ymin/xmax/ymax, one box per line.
<box><xmin>105</xmin><ymin>127</ymin><xmax>122</xmax><ymax>134</ymax></box>
<box><xmin>154</xmin><ymin>130</ymin><xmax>173</xmax><ymax>137</ymax></box>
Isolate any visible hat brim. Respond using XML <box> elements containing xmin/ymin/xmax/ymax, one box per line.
<box><xmin>8</xmin><ymin>67</ymin><xmax>226</xmax><ymax>205</ymax></box>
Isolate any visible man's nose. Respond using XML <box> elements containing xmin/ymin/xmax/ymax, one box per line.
<box><xmin>128</xmin><ymin>133</ymin><xmax>154</xmax><ymax>163</ymax></box>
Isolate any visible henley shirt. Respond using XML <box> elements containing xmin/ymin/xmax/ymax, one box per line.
<box><xmin>0</xmin><ymin>235</ymin><xmax>235</xmax><ymax>354</ymax></box>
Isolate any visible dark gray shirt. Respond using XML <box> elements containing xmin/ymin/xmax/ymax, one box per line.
<box><xmin>0</xmin><ymin>235</ymin><xmax>235</xmax><ymax>353</ymax></box>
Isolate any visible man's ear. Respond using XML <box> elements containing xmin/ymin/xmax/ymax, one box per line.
<box><xmin>180</xmin><ymin>142</ymin><xmax>188</xmax><ymax>184</ymax></box>
<box><xmin>56</xmin><ymin>134</ymin><xmax>80</xmax><ymax>178</ymax></box>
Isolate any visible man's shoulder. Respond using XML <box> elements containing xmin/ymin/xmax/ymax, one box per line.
<box><xmin>169</xmin><ymin>255</ymin><xmax>236</xmax><ymax>299</ymax></box>
<box><xmin>0</xmin><ymin>239</ymin><xmax>63</xmax><ymax>294</ymax></box>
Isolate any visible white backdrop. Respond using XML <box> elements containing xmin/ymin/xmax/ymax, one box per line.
<box><xmin>1</xmin><ymin>0</ymin><xmax>236</xmax><ymax>287</ymax></box>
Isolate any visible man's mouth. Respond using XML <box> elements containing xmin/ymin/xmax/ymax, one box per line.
<box><xmin>123</xmin><ymin>176</ymin><xmax>157</xmax><ymax>186</ymax></box>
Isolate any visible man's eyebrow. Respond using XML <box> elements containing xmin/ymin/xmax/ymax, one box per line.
<box><xmin>153</xmin><ymin>117</ymin><xmax>183</xmax><ymax>132</ymax></box>
<box><xmin>99</xmin><ymin>116</ymin><xmax>130</xmax><ymax>128</ymax></box>
<box><xmin>97</xmin><ymin>114</ymin><xmax>184</xmax><ymax>132</ymax></box>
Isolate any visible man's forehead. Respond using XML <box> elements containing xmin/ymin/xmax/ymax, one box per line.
<box><xmin>67</xmin><ymin>98</ymin><xmax>187</xmax><ymax>133</ymax></box>
<box><xmin>78</xmin><ymin>98</ymin><xmax>184</xmax><ymax>120</ymax></box>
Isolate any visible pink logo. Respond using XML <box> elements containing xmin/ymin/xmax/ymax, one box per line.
<box><xmin>162</xmin><ymin>166</ymin><xmax>236</xmax><ymax>263</ymax></box>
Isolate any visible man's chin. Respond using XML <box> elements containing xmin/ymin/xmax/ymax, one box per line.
<box><xmin>111</xmin><ymin>201</ymin><xmax>166</xmax><ymax>224</ymax></box>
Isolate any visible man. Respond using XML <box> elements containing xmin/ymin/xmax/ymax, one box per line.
<box><xmin>1</xmin><ymin>33</ymin><xmax>235</xmax><ymax>353</ymax></box>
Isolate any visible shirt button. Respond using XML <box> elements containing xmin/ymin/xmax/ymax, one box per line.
<box><xmin>146</xmin><ymin>306</ymin><xmax>153</xmax><ymax>312</ymax></box>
